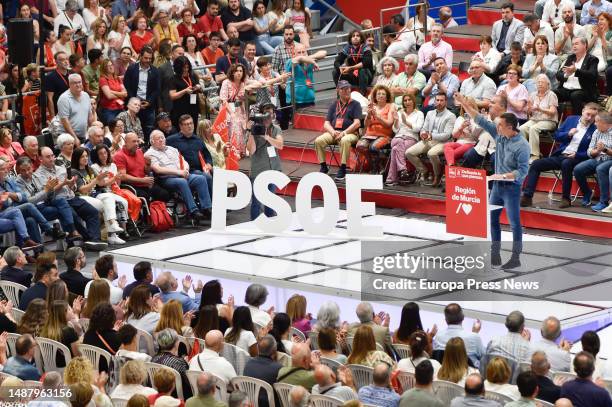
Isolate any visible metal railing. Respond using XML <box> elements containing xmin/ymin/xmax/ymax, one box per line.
<box><xmin>0</xmin><ymin>91</ymin><xmax>39</xmax><ymax>132</ymax></box>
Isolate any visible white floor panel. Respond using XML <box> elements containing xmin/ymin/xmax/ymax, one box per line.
<box><xmin>230</xmin><ymin>235</ymin><xmax>348</xmax><ymax>257</ymax></box>
<box><xmin>171</xmin><ymin>249</ymin><xmax>324</xmax><ymax>279</ymax></box>
<box><xmin>291</xmin><ymin>269</ymin><xmax>363</xmax><ymax>292</ymax></box>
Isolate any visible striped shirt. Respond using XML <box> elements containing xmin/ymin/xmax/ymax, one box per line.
<box><xmin>485</xmin><ymin>332</ymin><xmax>531</xmax><ymax>363</ymax></box>
<box><xmin>588</xmin><ymin>128</ymin><xmax>612</xmax><ymax>161</ymax></box>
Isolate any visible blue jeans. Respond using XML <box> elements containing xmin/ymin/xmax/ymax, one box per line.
<box><xmin>523</xmin><ymin>155</ymin><xmax>582</xmax><ymax>199</ymax></box>
<box><xmin>250</xmin><ymin>183</ymin><xmax>277</xmax><ymax>221</ymax></box>
<box><xmin>16</xmin><ymin>202</ymin><xmax>53</xmax><ymax>243</ymax></box>
<box><xmin>38</xmin><ymin>197</ymin><xmax>76</xmax><ymax>233</ymax></box>
<box><xmin>99</xmin><ymin>108</ymin><xmax>123</xmax><ymax>126</ymax></box>
<box><xmin>68</xmin><ymin>197</ymin><xmax>102</xmax><ymax>241</ymax></box>
<box><xmin>256</xmin><ymin>34</ymin><xmax>276</xmax><ymax>55</ymax></box>
<box><xmin>159</xmin><ymin>174</ymin><xmax>212</xmax><ymax>214</ymax></box>
<box><xmin>574</xmin><ymin>159</ymin><xmax>612</xmax><ymax>205</ymax></box>
<box><xmin>0</xmin><ymin>207</ymin><xmax>29</xmax><ymax>244</ymax></box>
<box><xmin>490</xmin><ymin>182</ymin><xmax>522</xmax><ymax>255</ymax></box>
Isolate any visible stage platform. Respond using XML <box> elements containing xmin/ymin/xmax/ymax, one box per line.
<box><xmin>107</xmin><ymin>209</ymin><xmax>612</xmax><ymax>345</ymax></box>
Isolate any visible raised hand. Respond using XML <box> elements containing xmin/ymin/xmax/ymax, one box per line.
<box><xmin>118</xmin><ymin>275</ymin><xmax>127</xmax><ymax>289</ymax></box>
<box><xmin>182</xmin><ymin>275</ymin><xmax>193</xmax><ymax>292</ymax></box>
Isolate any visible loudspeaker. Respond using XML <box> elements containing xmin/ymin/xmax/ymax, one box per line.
<box><xmin>8</xmin><ymin>18</ymin><xmax>34</xmax><ymax>67</ymax></box>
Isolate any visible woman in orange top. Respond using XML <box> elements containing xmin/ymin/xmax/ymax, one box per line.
<box><xmin>130</xmin><ymin>15</ymin><xmax>156</xmax><ymax>55</ymax></box>
<box><xmin>39</xmin><ymin>30</ymin><xmax>57</xmax><ymax>71</ymax></box>
<box><xmin>357</xmin><ymin>84</ymin><xmax>396</xmax><ymax>173</ymax></box>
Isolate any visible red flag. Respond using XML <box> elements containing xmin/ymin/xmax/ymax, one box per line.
<box><xmin>213</xmin><ymin>103</ymin><xmax>240</xmax><ymax>170</ymax></box>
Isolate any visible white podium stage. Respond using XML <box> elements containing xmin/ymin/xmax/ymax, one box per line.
<box><xmin>106</xmin><ymin>209</ymin><xmax>612</xmax><ymax>345</ymax></box>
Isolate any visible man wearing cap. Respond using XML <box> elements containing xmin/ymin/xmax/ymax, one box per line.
<box><xmin>314</xmin><ymin>80</ymin><xmax>362</xmax><ymax>181</ymax></box>
<box><xmin>155</xmin><ymin>112</ymin><xmax>178</xmax><ymax>137</ymax></box>
<box><xmin>246</xmin><ymin>103</ymin><xmax>284</xmax><ymax>220</ymax></box>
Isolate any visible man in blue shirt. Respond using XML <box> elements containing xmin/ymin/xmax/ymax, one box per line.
<box><xmin>2</xmin><ymin>334</ymin><xmax>40</xmax><ymax>381</ymax></box>
<box><xmin>560</xmin><ymin>351</ymin><xmax>612</xmax><ymax>407</ymax></box>
<box><xmin>456</xmin><ymin>93</ymin><xmax>530</xmax><ymax>270</ymax></box>
<box><xmin>155</xmin><ymin>271</ymin><xmax>202</xmax><ymax>313</ymax></box>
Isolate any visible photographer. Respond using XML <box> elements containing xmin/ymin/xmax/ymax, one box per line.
<box><xmin>246</xmin><ymin>103</ymin><xmax>284</xmax><ymax>221</ymax></box>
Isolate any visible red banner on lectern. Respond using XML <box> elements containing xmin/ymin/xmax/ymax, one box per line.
<box><xmin>445</xmin><ymin>167</ymin><xmax>488</xmax><ymax>238</ymax></box>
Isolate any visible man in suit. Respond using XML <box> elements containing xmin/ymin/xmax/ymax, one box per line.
<box><xmin>0</xmin><ymin>246</ymin><xmax>32</xmax><ymax>287</ymax></box>
<box><xmin>555</xmin><ymin>36</ymin><xmax>599</xmax><ymax>115</ymax></box>
<box><xmin>123</xmin><ymin>46</ymin><xmax>160</xmax><ymax>143</ymax></box>
<box><xmin>521</xmin><ymin>103</ymin><xmax>599</xmax><ymax>209</ymax></box>
<box><xmin>531</xmin><ymin>351</ymin><xmax>561</xmax><ymax>404</ymax></box>
<box><xmin>347</xmin><ymin>302</ymin><xmax>392</xmax><ymax>353</ymax></box>
<box><xmin>492</xmin><ymin>2</ymin><xmax>526</xmax><ymax>54</ymax></box>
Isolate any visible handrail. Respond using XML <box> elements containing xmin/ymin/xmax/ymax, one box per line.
<box><xmin>379</xmin><ymin>2</ymin><xmax>425</xmax><ymax>50</ymax></box>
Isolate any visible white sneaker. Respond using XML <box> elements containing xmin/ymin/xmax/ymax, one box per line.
<box><xmin>602</xmin><ymin>203</ymin><xmax>612</xmax><ymax>213</ymax></box>
<box><xmin>107</xmin><ymin>234</ymin><xmax>126</xmax><ymax>245</ymax></box>
<box><xmin>107</xmin><ymin>221</ymin><xmax>124</xmax><ymax>233</ymax></box>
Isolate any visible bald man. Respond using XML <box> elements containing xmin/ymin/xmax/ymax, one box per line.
<box><xmin>450</xmin><ymin>374</ymin><xmax>501</xmax><ymax>407</ymax></box>
<box><xmin>188</xmin><ymin>330</ymin><xmax>236</xmax><ymax>385</ymax></box>
<box><xmin>439</xmin><ymin>6</ymin><xmax>458</xmax><ymax>28</ymax></box>
<box><xmin>289</xmin><ymin>386</ymin><xmax>309</xmax><ymax>407</ymax></box>
<box><xmin>312</xmin><ymin>365</ymin><xmax>357</xmax><ymax>402</ymax></box>
<box><xmin>555</xmin><ymin>399</ymin><xmax>573</xmax><ymax>407</ymax></box>
<box><xmin>186</xmin><ymin>372</ymin><xmax>226</xmax><ymax>407</ymax></box>
<box><xmin>277</xmin><ymin>343</ymin><xmax>318</xmax><ymax>391</ymax></box>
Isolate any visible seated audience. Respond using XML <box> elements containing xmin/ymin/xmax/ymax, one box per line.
<box><xmin>125</xmin><ymin>284</ymin><xmax>161</xmax><ymax>334</ymax></box>
<box><xmin>358</xmin><ymin>364</ymin><xmax>399</xmax><ymax>407</ymax></box>
<box><xmin>270</xmin><ymin>313</ymin><xmax>294</xmax><ymax>355</ymax></box>
<box><xmin>333</xmin><ymin>29</ymin><xmax>374</xmax><ymax>95</ymax></box>
<box><xmin>245</xmin><ymin>283</ymin><xmax>272</xmax><ymax>328</ymax></box>
<box><xmin>190</xmin><ymin>330</ymin><xmax>237</xmax><ymax>385</ymax></box>
<box><xmin>530</xmin><ymin>316</ymin><xmax>572</xmax><ymax>372</ymax></box>
<box><xmin>520</xmin><ymin>73</ymin><xmax>559</xmax><ymax>162</ymax></box>
<box><xmin>398</xmin><ymin>330</ymin><xmax>441</xmax><ymax>374</ymax></box>
<box><xmin>505</xmin><ymin>371</ymin><xmax>540</xmax><ymax>407</ymax></box>
<box><xmin>317</xmin><ymin>326</ymin><xmax>348</xmax><ymax>364</ymax></box>
<box><xmin>522</xmin><ymin>36</ymin><xmax>559</xmax><ymax>93</ymax></box>
<box><xmin>277</xmin><ymin>342</ymin><xmax>317</xmax><ymax>391</ymax></box>
<box><xmin>17</xmin><ymin>299</ymin><xmax>47</xmax><ymax>336</ymax></box>
<box><xmin>374</xmin><ymin>57</ymin><xmax>399</xmax><ymax>88</ymax></box>
<box><xmin>484</xmin><ymin>311</ymin><xmax>531</xmax><ymax>364</ymax></box>
<box><xmin>458</xmin><ymin>60</ymin><xmax>497</xmax><ymax>110</ymax></box>
<box><xmin>1</xmin><ymin>334</ymin><xmax>40</xmax><ymax>380</ymax></box>
<box><xmin>284</xmin><ymin>0</ymin><xmax>311</xmax><ymax>48</ymax></box>
<box><xmin>560</xmin><ymin>351</ymin><xmax>612</xmax><ymax>407</ymax></box>
<box><xmin>391</xmin><ymin>54</ymin><xmax>426</xmax><ymax>107</ymax></box>
<box><xmin>492</xmin><ymin>3</ymin><xmax>526</xmax><ymax>54</ymax></box>
<box><xmin>585</xmin><ymin>14</ymin><xmax>611</xmax><ymax>73</ymax></box>
<box><xmin>84</xmin><ymin>255</ymin><xmax>124</xmax><ymax>304</ymax></box>
<box><xmin>450</xmin><ymin>373</ymin><xmax>501</xmax><ymax>407</ymax></box>
<box><xmin>40</xmin><ymin>299</ymin><xmax>79</xmax><ymax>368</ymax></box>
<box><xmin>243</xmin><ymin>335</ymin><xmax>282</xmax><ymax>407</ymax></box>
<box><xmin>484</xmin><ymin>357</ymin><xmax>521</xmax><ymax>399</ymax></box>
<box><xmin>531</xmin><ymin>351</ymin><xmax>562</xmax><ymax>404</ymax></box>
<box><xmin>417</xmin><ymin>24</ymin><xmax>453</xmax><ymax>78</ymax></box>
<box><xmin>437</xmin><ymin>337</ymin><xmax>479</xmax><ymax>386</ymax></box>
<box><xmin>573</xmin><ymin>110</ymin><xmax>612</xmax><ymax>212</ymax></box>
<box><xmin>312</xmin><ymin>364</ymin><xmax>358</xmax><ymax>402</ymax></box>
<box><xmin>156</xmin><ymin>272</ymin><xmax>201</xmax><ymax>313</ymax></box>
<box><xmin>385</xmin><ymin>95</ymin><xmax>423</xmax><ymax>186</ymax></box>
<box><xmin>492</xmin><ymin>42</ymin><xmax>525</xmax><ymax>85</ymax></box>
<box><xmin>123</xmin><ymin>261</ymin><xmax>161</xmax><ymax>299</ymax></box>
<box><xmin>19</xmin><ymin>263</ymin><xmax>59</xmax><ymax>311</ymax></box>
<box><xmin>574</xmin><ymin>330</ymin><xmax>605</xmax><ymax>379</ymax></box>
<box><xmin>405</xmin><ymin>93</ymin><xmax>456</xmax><ymax>187</ymax></box>
<box><xmin>348</xmin><ymin>302</ymin><xmax>392</xmax><ymax>352</ymax></box>
<box><xmin>185</xmin><ymin>372</ymin><xmax>226</xmax><ymax>407</ymax></box>
<box><xmin>225</xmin><ymin>306</ymin><xmax>259</xmax><ymax>356</ymax></box>
<box><xmin>555</xmin><ymin>6</ymin><xmax>585</xmax><ymax>60</ymax></box>
<box><xmin>60</xmin><ymin>247</ymin><xmax>91</xmax><ymax>297</ymax></box>
<box><xmin>83</xmin><ymin>302</ymin><xmax>121</xmax><ymax>370</ymax></box>
<box><xmin>314</xmin><ymin>80</ymin><xmax>362</xmax><ymax>180</ymax></box>
<box><xmin>523</xmin><ymin>14</ymin><xmax>555</xmax><ymax>54</ymax></box>
<box><xmin>148</xmin><ymin>368</ymin><xmax>184</xmax><ymax>406</ymax></box>
<box><xmin>445</xmin><ymin>99</ymin><xmax>482</xmax><ymax>166</ymax></box>
<box><xmin>151</xmin><ymin>328</ymin><xmax>192</xmax><ymax>399</ymax></box>
<box><xmin>497</xmin><ymin>65</ymin><xmax>529</xmax><ymax>124</ymax></box>
<box><xmin>473</xmin><ymin>35</ymin><xmax>502</xmax><ymax>74</ymax></box>
<box><xmin>348</xmin><ymin>325</ymin><xmax>395</xmax><ymax>369</ymax></box>
<box><xmin>422</xmin><ymin>58</ymin><xmax>460</xmax><ymax>112</ymax></box>
<box><xmin>399</xmin><ymin>360</ymin><xmax>444</xmax><ymax>406</ymax></box>
<box><xmin>110</xmin><ymin>359</ymin><xmax>157</xmax><ymax>400</ymax></box>
<box><xmin>0</xmin><ymin>246</ymin><xmax>32</xmax><ymax>287</ymax></box>
<box><xmin>555</xmin><ymin>36</ymin><xmax>599</xmax><ymax>115</ymax></box>
<box><xmin>156</xmin><ymin>299</ymin><xmax>194</xmax><ymax>338</ymax></box>
<box><xmin>117</xmin><ymin>323</ymin><xmax>152</xmax><ymax>362</ymax></box>
<box><xmin>358</xmin><ymin>85</ymin><xmax>396</xmax><ymax>173</ymax></box>
<box><xmin>286</xmin><ymin>294</ymin><xmax>311</xmax><ymax>335</ymax></box>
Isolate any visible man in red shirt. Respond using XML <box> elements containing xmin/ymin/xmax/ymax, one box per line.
<box><xmin>199</xmin><ymin>0</ymin><xmax>228</xmax><ymax>41</ymax></box>
<box><xmin>113</xmin><ymin>132</ymin><xmax>170</xmax><ymax>202</ymax></box>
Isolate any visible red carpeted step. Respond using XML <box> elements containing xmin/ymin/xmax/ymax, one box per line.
<box><xmin>468</xmin><ymin>9</ymin><xmax>526</xmax><ymax>26</ymax></box>
<box><xmin>280</xmin><ymin>145</ymin><xmax>340</xmax><ymax>167</ymax></box>
<box><xmin>294</xmin><ymin>113</ymin><xmax>326</xmax><ymax>131</ymax></box>
<box><xmin>442</xmin><ymin>36</ymin><xmax>481</xmax><ymax>52</ymax></box>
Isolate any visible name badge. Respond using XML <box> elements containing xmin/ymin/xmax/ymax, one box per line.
<box><xmin>267</xmin><ymin>146</ymin><xmax>277</xmax><ymax>158</ymax></box>
<box><xmin>190</xmin><ymin>94</ymin><xmax>197</xmax><ymax>104</ymax></box>
<box><xmin>334</xmin><ymin>118</ymin><xmax>344</xmax><ymax>129</ymax></box>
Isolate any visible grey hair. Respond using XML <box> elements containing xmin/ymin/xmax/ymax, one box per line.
<box><xmin>404</xmin><ymin>53</ymin><xmax>418</xmax><ymax>64</ymax></box>
<box><xmin>64</xmin><ymin>246</ymin><xmax>83</xmax><ymax>270</ymax></box>
<box><xmin>3</xmin><ymin>246</ymin><xmax>22</xmax><ymax>267</ymax></box>
<box><xmin>228</xmin><ymin>391</ymin><xmax>248</xmax><ymax>407</ymax></box>
<box><xmin>56</xmin><ymin>133</ymin><xmax>75</xmax><ymax>149</ymax></box>
<box><xmin>316</xmin><ymin>301</ymin><xmax>341</xmax><ymax>329</ymax></box>
<box><xmin>155</xmin><ymin>271</ymin><xmax>174</xmax><ymax>293</ymax></box>
<box><xmin>356</xmin><ymin>302</ymin><xmax>374</xmax><ymax>323</ymax></box>
<box><xmin>377</xmin><ymin>56</ymin><xmax>399</xmax><ymax>74</ymax></box>
<box><xmin>65</xmin><ymin>0</ymin><xmax>78</xmax><ymax>10</ymax></box>
<box><xmin>244</xmin><ymin>283</ymin><xmax>268</xmax><ymax>307</ymax></box>
<box><xmin>258</xmin><ymin>335</ymin><xmax>277</xmax><ymax>358</ymax></box>
<box><xmin>22</xmin><ymin>136</ymin><xmax>38</xmax><ymax>148</ymax></box>
<box><xmin>87</xmin><ymin>126</ymin><xmax>102</xmax><ymax>138</ymax></box>
<box><xmin>156</xmin><ymin>328</ymin><xmax>179</xmax><ymax>351</ymax></box>
<box><xmin>541</xmin><ymin>316</ymin><xmax>561</xmax><ymax>340</ymax></box>
<box><xmin>574</xmin><ymin>36</ymin><xmax>588</xmax><ymax>47</ymax></box>
<box><xmin>561</xmin><ymin>4</ymin><xmax>574</xmax><ymax>13</ymax></box>
<box><xmin>197</xmin><ymin>372</ymin><xmax>217</xmax><ymax>395</ymax></box>
<box><xmin>42</xmin><ymin>371</ymin><xmax>63</xmax><ymax>388</ymax></box>
<box><xmin>535</xmin><ymin>73</ymin><xmax>551</xmax><ymax>90</ymax></box>
<box><xmin>598</xmin><ymin>110</ymin><xmax>612</xmax><ymax>125</ymax></box>
<box><xmin>128</xmin><ymin>97</ymin><xmax>141</xmax><ymax>106</ymax></box>
<box><xmin>505</xmin><ymin>311</ymin><xmax>525</xmax><ymax>333</ymax></box>
<box><xmin>288</xmin><ymin>386</ymin><xmax>309</xmax><ymax>407</ymax></box>
<box><xmin>68</xmin><ymin>73</ymin><xmax>82</xmax><ymax>83</ymax></box>
<box><xmin>430</xmin><ymin>23</ymin><xmax>444</xmax><ymax>32</ymax></box>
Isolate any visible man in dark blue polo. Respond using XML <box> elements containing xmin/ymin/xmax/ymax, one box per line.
<box><xmin>166</xmin><ymin>114</ymin><xmax>214</xmax><ymax>218</ymax></box>
<box><xmin>20</xmin><ymin>263</ymin><xmax>59</xmax><ymax>311</ymax></box>
<box><xmin>560</xmin><ymin>351</ymin><xmax>612</xmax><ymax>407</ymax></box>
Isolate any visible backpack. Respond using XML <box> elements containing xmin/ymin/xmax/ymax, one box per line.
<box><xmin>149</xmin><ymin>200</ymin><xmax>174</xmax><ymax>232</ymax></box>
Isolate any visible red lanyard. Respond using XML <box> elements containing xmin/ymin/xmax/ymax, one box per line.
<box><xmin>227</xmin><ymin>55</ymin><xmax>238</xmax><ymax>65</ymax></box>
<box><xmin>229</xmin><ymin>83</ymin><xmax>241</xmax><ymax>101</ymax></box>
<box><xmin>336</xmin><ymin>101</ymin><xmax>349</xmax><ymax>119</ymax></box>
<box><xmin>183</xmin><ymin>75</ymin><xmax>192</xmax><ymax>88</ymax></box>
<box><xmin>56</xmin><ymin>70</ymin><xmax>68</xmax><ymax>87</ymax></box>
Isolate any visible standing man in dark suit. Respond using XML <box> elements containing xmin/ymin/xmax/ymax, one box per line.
<box><xmin>159</xmin><ymin>44</ymin><xmax>185</xmax><ymax>114</ymax></box>
<box><xmin>555</xmin><ymin>36</ymin><xmax>599</xmax><ymax>115</ymax></box>
<box><xmin>123</xmin><ymin>46</ymin><xmax>160</xmax><ymax>144</ymax></box>
<box><xmin>0</xmin><ymin>246</ymin><xmax>32</xmax><ymax>287</ymax></box>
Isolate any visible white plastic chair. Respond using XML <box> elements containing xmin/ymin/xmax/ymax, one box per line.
<box><xmin>273</xmin><ymin>382</ymin><xmax>295</xmax><ymax>407</ymax></box>
<box><xmin>308</xmin><ymin>331</ymin><xmax>319</xmax><ymax>350</ymax></box>
<box><xmin>347</xmin><ymin>364</ymin><xmax>373</xmax><ymax>390</ymax></box>
<box><xmin>309</xmin><ymin>394</ymin><xmax>344</xmax><ymax>407</ymax></box>
<box><xmin>77</xmin><ymin>344</ymin><xmax>112</xmax><ymax>373</ymax></box>
<box><xmin>187</xmin><ymin>336</ymin><xmax>206</xmax><ymax>351</ymax></box>
<box><xmin>552</xmin><ymin>371</ymin><xmax>577</xmax><ymax>384</ymax></box>
<box><xmin>432</xmin><ymin>380</ymin><xmax>464</xmax><ymax>405</ymax></box>
<box><xmin>320</xmin><ymin>357</ymin><xmax>343</xmax><ymax>370</ymax></box>
<box><xmin>396</xmin><ymin>371</ymin><xmax>416</xmax><ymax>394</ymax></box>
<box><xmin>186</xmin><ymin>370</ymin><xmax>228</xmax><ymax>402</ymax></box>
<box><xmin>177</xmin><ymin>334</ymin><xmax>192</xmax><ymax>355</ymax></box>
<box><xmin>0</xmin><ymin>281</ymin><xmax>26</xmax><ymax>307</ymax></box>
<box><xmin>137</xmin><ymin>328</ymin><xmax>156</xmax><ymax>355</ymax></box>
<box><xmin>535</xmin><ymin>399</ymin><xmax>555</xmax><ymax>407</ymax></box>
<box><xmin>393</xmin><ymin>344</ymin><xmax>411</xmax><ymax>360</ymax></box>
<box><xmin>6</xmin><ymin>332</ymin><xmax>19</xmax><ymax>356</ymax></box>
<box><xmin>144</xmin><ymin>362</ymin><xmax>184</xmax><ymax>400</ymax></box>
<box><xmin>277</xmin><ymin>351</ymin><xmax>292</xmax><ymax>367</ymax></box>
<box><xmin>231</xmin><ymin>376</ymin><xmax>275</xmax><ymax>407</ymax></box>
<box><xmin>484</xmin><ymin>390</ymin><xmax>514</xmax><ymax>404</ymax></box>
<box><xmin>35</xmin><ymin>337</ymin><xmax>72</xmax><ymax>372</ymax></box>
<box><xmin>11</xmin><ymin>309</ymin><xmax>24</xmax><ymax>324</ymax></box>
<box><xmin>111</xmin><ymin>398</ymin><xmax>129</xmax><ymax>407</ymax></box>
<box><xmin>290</xmin><ymin>327</ymin><xmax>306</xmax><ymax>343</ymax></box>
<box><xmin>221</xmin><ymin>342</ymin><xmax>251</xmax><ymax>375</ymax></box>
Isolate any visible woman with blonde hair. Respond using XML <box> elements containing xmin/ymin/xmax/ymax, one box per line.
<box><xmin>17</xmin><ymin>298</ymin><xmax>47</xmax><ymax>336</ymax></box>
<box><xmin>286</xmin><ymin>294</ymin><xmax>311</xmax><ymax>334</ymax></box>
<box><xmin>155</xmin><ymin>299</ymin><xmax>194</xmax><ymax>337</ymax></box>
<box><xmin>109</xmin><ymin>15</ymin><xmax>134</xmax><ymax>61</ymax></box>
<box><xmin>436</xmin><ymin>337</ymin><xmax>478</xmax><ymax>385</ymax></box>
<box><xmin>64</xmin><ymin>356</ymin><xmax>111</xmax><ymax>404</ymax></box>
<box><xmin>110</xmin><ymin>359</ymin><xmax>157</xmax><ymax>400</ymax></box>
<box><xmin>40</xmin><ymin>300</ymin><xmax>81</xmax><ymax>367</ymax></box>
<box><xmin>87</xmin><ymin>18</ymin><xmax>111</xmax><ymax>57</ymax></box>
<box><xmin>198</xmin><ymin>119</ymin><xmax>228</xmax><ymax>169</ymax></box>
<box><xmin>83</xmin><ymin>0</ymin><xmax>109</xmax><ymax>34</ymax></box>
<box><xmin>347</xmin><ymin>325</ymin><xmax>395</xmax><ymax>368</ymax></box>
<box><xmin>125</xmin><ymin>285</ymin><xmax>160</xmax><ymax>334</ymax></box>
<box><xmin>484</xmin><ymin>357</ymin><xmax>521</xmax><ymax>399</ymax></box>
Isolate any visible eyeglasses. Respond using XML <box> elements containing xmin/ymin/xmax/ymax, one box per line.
<box><xmin>507</xmin><ymin>72</ymin><xmax>518</xmax><ymax>76</ymax></box>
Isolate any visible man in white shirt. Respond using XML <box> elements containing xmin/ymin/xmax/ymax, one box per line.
<box><xmin>189</xmin><ymin>330</ymin><xmax>237</xmax><ymax>385</ymax></box>
<box><xmin>541</xmin><ymin>0</ymin><xmax>575</xmax><ymax>29</ymax></box>
<box><xmin>385</xmin><ymin>15</ymin><xmax>417</xmax><ymax>59</ymax></box>
<box><xmin>458</xmin><ymin>60</ymin><xmax>497</xmax><ymax>110</ymax></box>
<box><xmin>83</xmin><ymin>254</ymin><xmax>125</xmax><ymax>304</ymax></box>
<box><xmin>554</xmin><ymin>6</ymin><xmax>585</xmax><ymax>60</ymax></box>
<box><xmin>530</xmin><ymin>317</ymin><xmax>572</xmax><ymax>372</ymax></box>
<box><xmin>53</xmin><ymin>0</ymin><xmax>87</xmax><ymax>38</ymax></box>
<box><xmin>522</xmin><ymin>14</ymin><xmax>555</xmax><ymax>54</ymax></box>
<box><xmin>245</xmin><ymin>283</ymin><xmax>273</xmax><ymax>328</ymax></box>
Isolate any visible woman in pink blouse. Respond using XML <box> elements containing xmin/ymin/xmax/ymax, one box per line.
<box><xmin>286</xmin><ymin>294</ymin><xmax>311</xmax><ymax>334</ymax></box>
<box><xmin>0</xmin><ymin>128</ymin><xmax>24</xmax><ymax>168</ymax></box>
<box><xmin>496</xmin><ymin>64</ymin><xmax>529</xmax><ymax>124</ymax></box>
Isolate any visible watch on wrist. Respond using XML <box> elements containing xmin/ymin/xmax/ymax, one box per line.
<box><xmin>502</xmin><ymin>174</ymin><xmax>507</xmax><ymax>179</ymax></box>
